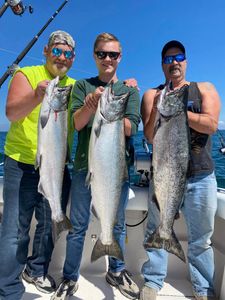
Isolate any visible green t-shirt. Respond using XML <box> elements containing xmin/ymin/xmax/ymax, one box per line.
<box><xmin>4</xmin><ymin>65</ymin><xmax>75</xmax><ymax>164</ymax></box>
<box><xmin>71</xmin><ymin>77</ymin><xmax>140</xmax><ymax>171</ymax></box>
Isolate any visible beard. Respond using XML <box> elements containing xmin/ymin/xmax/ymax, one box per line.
<box><xmin>52</xmin><ymin>64</ymin><xmax>68</xmax><ymax>77</ymax></box>
<box><xmin>50</xmin><ymin>63</ymin><xmax>69</xmax><ymax>78</ymax></box>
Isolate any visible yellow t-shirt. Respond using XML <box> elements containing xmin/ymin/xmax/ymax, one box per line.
<box><xmin>4</xmin><ymin>65</ymin><xmax>75</xmax><ymax>165</ymax></box>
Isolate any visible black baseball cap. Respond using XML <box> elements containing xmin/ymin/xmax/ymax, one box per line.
<box><xmin>161</xmin><ymin>40</ymin><xmax>185</xmax><ymax>59</ymax></box>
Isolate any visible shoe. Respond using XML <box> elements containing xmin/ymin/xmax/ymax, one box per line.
<box><xmin>50</xmin><ymin>279</ymin><xmax>78</xmax><ymax>300</ymax></box>
<box><xmin>140</xmin><ymin>286</ymin><xmax>158</xmax><ymax>300</ymax></box>
<box><xmin>106</xmin><ymin>269</ymin><xmax>139</xmax><ymax>299</ymax></box>
<box><xmin>22</xmin><ymin>268</ymin><xmax>56</xmax><ymax>293</ymax></box>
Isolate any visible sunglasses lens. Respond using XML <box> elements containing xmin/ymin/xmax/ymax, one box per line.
<box><xmin>52</xmin><ymin>48</ymin><xmax>62</xmax><ymax>57</ymax></box>
<box><xmin>64</xmin><ymin>50</ymin><xmax>74</xmax><ymax>59</ymax></box>
<box><xmin>175</xmin><ymin>53</ymin><xmax>186</xmax><ymax>62</ymax></box>
<box><xmin>95</xmin><ymin>51</ymin><xmax>107</xmax><ymax>59</ymax></box>
<box><xmin>163</xmin><ymin>56</ymin><xmax>173</xmax><ymax>65</ymax></box>
<box><xmin>108</xmin><ymin>52</ymin><xmax>120</xmax><ymax>59</ymax></box>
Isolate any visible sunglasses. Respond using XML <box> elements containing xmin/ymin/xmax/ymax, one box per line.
<box><xmin>163</xmin><ymin>53</ymin><xmax>186</xmax><ymax>64</ymax></box>
<box><xmin>51</xmin><ymin>47</ymin><xmax>74</xmax><ymax>60</ymax></box>
<box><xmin>95</xmin><ymin>51</ymin><xmax>120</xmax><ymax>60</ymax></box>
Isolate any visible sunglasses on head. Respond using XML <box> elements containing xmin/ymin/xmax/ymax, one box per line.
<box><xmin>163</xmin><ymin>53</ymin><xmax>186</xmax><ymax>64</ymax></box>
<box><xmin>95</xmin><ymin>51</ymin><xmax>120</xmax><ymax>60</ymax></box>
<box><xmin>51</xmin><ymin>47</ymin><xmax>74</xmax><ymax>60</ymax></box>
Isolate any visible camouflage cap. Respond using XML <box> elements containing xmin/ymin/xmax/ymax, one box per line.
<box><xmin>48</xmin><ymin>30</ymin><xmax>75</xmax><ymax>49</ymax></box>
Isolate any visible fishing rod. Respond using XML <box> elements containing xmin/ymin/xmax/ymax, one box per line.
<box><xmin>0</xmin><ymin>0</ymin><xmax>33</xmax><ymax>17</ymax></box>
<box><xmin>0</xmin><ymin>0</ymin><xmax>69</xmax><ymax>88</ymax></box>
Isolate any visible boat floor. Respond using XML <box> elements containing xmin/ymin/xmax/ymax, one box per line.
<box><xmin>22</xmin><ymin>273</ymin><xmax>195</xmax><ymax>299</ymax></box>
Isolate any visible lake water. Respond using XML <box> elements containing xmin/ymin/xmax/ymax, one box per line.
<box><xmin>0</xmin><ymin>130</ymin><xmax>225</xmax><ymax>188</ymax></box>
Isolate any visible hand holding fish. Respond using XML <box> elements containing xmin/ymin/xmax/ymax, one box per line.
<box><xmin>35</xmin><ymin>80</ymin><xmax>50</xmax><ymax>100</ymax></box>
<box><xmin>84</xmin><ymin>86</ymin><xmax>104</xmax><ymax>112</ymax></box>
<box><xmin>123</xmin><ymin>78</ymin><xmax>140</xmax><ymax>90</ymax></box>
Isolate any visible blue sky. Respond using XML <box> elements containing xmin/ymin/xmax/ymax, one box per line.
<box><xmin>0</xmin><ymin>0</ymin><xmax>225</xmax><ymax>131</ymax></box>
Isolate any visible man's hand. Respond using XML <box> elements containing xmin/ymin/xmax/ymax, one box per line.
<box><xmin>84</xmin><ymin>86</ymin><xmax>104</xmax><ymax>112</ymax></box>
<box><xmin>124</xmin><ymin>78</ymin><xmax>139</xmax><ymax>90</ymax></box>
<box><xmin>35</xmin><ymin>80</ymin><xmax>50</xmax><ymax>99</ymax></box>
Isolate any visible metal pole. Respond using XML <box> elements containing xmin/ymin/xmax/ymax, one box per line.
<box><xmin>0</xmin><ymin>0</ymin><xmax>69</xmax><ymax>88</ymax></box>
<box><xmin>0</xmin><ymin>1</ymin><xmax>9</xmax><ymax>17</ymax></box>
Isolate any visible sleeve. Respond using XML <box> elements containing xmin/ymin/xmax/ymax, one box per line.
<box><xmin>70</xmin><ymin>79</ymin><xmax>87</xmax><ymax>114</ymax></box>
<box><xmin>12</xmin><ymin>66</ymin><xmax>36</xmax><ymax>90</ymax></box>
<box><xmin>125</xmin><ymin>87</ymin><xmax>141</xmax><ymax>135</ymax></box>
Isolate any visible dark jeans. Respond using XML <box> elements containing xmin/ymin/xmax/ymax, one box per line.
<box><xmin>0</xmin><ymin>156</ymin><xmax>71</xmax><ymax>300</ymax></box>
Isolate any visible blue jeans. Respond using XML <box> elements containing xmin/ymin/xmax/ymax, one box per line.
<box><xmin>142</xmin><ymin>172</ymin><xmax>217</xmax><ymax>297</ymax></box>
<box><xmin>0</xmin><ymin>156</ymin><xmax>71</xmax><ymax>300</ymax></box>
<box><xmin>63</xmin><ymin>170</ymin><xmax>129</xmax><ymax>281</ymax></box>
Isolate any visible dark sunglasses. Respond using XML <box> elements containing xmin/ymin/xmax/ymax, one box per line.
<box><xmin>51</xmin><ymin>47</ymin><xmax>74</xmax><ymax>60</ymax></box>
<box><xmin>163</xmin><ymin>53</ymin><xmax>186</xmax><ymax>64</ymax></box>
<box><xmin>95</xmin><ymin>51</ymin><xmax>120</xmax><ymax>60</ymax></box>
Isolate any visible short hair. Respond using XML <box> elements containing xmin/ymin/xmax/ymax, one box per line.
<box><xmin>48</xmin><ymin>30</ymin><xmax>75</xmax><ymax>49</ymax></box>
<box><xmin>93</xmin><ymin>32</ymin><xmax>122</xmax><ymax>52</ymax></box>
<box><xmin>161</xmin><ymin>40</ymin><xmax>185</xmax><ymax>59</ymax></box>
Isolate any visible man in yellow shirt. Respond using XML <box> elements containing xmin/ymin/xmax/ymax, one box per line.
<box><xmin>0</xmin><ymin>30</ymin><xmax>75</xmax><ymax>300</ymax></box>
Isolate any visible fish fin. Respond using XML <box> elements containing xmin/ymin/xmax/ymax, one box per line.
<box><xmin>144</xmin><ymin>229</ymin><xmax>186</xmax><ymax>262</ymax></box>
<box><xmin>123</xmin><ymin>166</ymin><xmax>129</xmax><ymax>182</ymax></box>
<box><xmin>175</xmin><ymin>211</ymin><xmax>180</xmax><ymax>220</ymax></box>
<box><xmin>65</xmin><ymin>145</ymin><xmax>71</xmax><ymax>164</ymax></box>
<box><xmin>52</xmin><ymin>215</ymin><xmax>73</xmax><ymax>243</ymax></box>
<box><xmin>38</xmin><ymin>181</ymin><xmax>45</xmax><ymax>196</ymax></box>
<box><xmin>153</xmin><ymin>116</ymin><xmax>162</xmax><ymax>138</ymax></box>
<box><xmin>35</xmin><ymin>152</ymin><xmax>42</xmax><ymax>170</ymax></box>
<box><xmin>85</xmin><ymin>171</ymin><xmax>92</xmax><ymax>187</ymax></box>
<box><xmin>40</xmin><ymin>108</ymin><xmax>51</xmax><ymax>129</ymax></box>
<box><xmin>152</xmin><ymin>193</ymin><xmax>160</xmax><ymax>212</ymax></box>
<box><xmin>94</xmin><ymin>119</ymin><xmax>103</xmax><ymax>137</ymax></box>
<box><xmin>91</xmin><ymin>238</ymin><xmax>124</xmax><ymax>263</ymax></box>
<box><xmin>91</xmin><ymin>204</ymin><xmax>99</xmax><ymax>219</ymax></box>
<box><xmin>37</xmin><ymin>172</ymin><xmax>46</xmax><ymax>197</ymax></box>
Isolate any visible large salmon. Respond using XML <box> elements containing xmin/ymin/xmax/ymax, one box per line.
<box><xmin>144</xmin><ymin>84</ymin><xmax>190</xmax><ymax>262</ymax></box>
<box><xmin>87</xmin><ymin>84</ymin><xmax>129</xmax><ymax>262</ymax></box>
<box><xmin>36</xmin><ymin>76</ymin><xmax>72</xmax><ymax>239</ymax></box>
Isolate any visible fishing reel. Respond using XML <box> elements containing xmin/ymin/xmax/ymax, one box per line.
<box><xmin>6</xmin><ymin>0</ymin><xmax>33</xmax><ymax>15</ymax></box>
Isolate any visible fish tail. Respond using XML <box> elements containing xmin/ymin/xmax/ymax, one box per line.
<box><xmin>52</xmin><ymin>215</ymin><xmax>73</xmax><ymax>243</ymax></box>
<box><xmin>144</xmin><ymin>229</ymin><xmax>186</xmax><ymax>262</ymax></box>
<box><xmin>91</xmin><ymin>238</ymin><xmax>124</xmax><ymax>263</ymax></box>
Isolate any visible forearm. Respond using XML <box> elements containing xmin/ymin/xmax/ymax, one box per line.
<box><xmin>6</xmin><ymin>73</ymin><xmax>49</xmax><ymax>122</ymax></box>
<box><xmin>124</xmin><ymin>118</ymin><xmax>132</xmax><ymax>136</ymax></box>
<box><xmin>144</xmin><ymin>108</ymin><xmax>157</xmax><ymax>143</ymax></box>
<box><xmin>73</xmin><ymin>105</ymin><xmax>93</xmax><ymax>131</ymax></box>
<box><xmin>188</xmin><ymin>111</ymin><xmax>218</xmax><ymax>134</ymax></box>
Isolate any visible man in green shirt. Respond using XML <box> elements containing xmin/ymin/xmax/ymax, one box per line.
<box><xmin>52</xmin><ymin>32</ymin><xmax>140</xmax><ymax>300</ymax></box>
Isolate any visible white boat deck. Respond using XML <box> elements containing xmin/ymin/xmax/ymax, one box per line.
<box><xmin>1</xmin><ymin>177</ymin><xmax>225</xmax><ymax>299</ymax></box>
